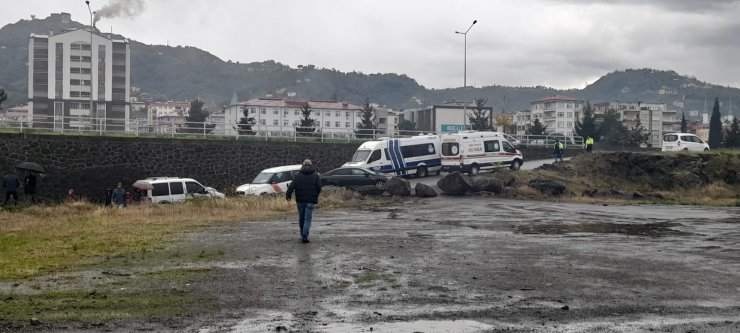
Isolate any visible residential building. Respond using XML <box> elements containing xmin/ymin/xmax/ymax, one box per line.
<box><xmin>514</xmin><ymin>110</ymin><xmax>532</xmax><ymax>135</ymax></box>
<box><xmin>400</xmin><ymin>101</ymin><xmax>493</xmax><ymax>133</ymax></box>
<box><xmin>27</xmin><ymin>24</ymin><xmax>131</xmax><ymax>130</ymax></box>
<box><xmin>214</xmin><ymin>98</ymin><xmax>362</xmax><ymax>137</ymax></box>
<box><xmin>527</xmin><ymin>96</ymin><xmax>584</xmax><ymax>135</ymax></box>
<box><xmin>144</xmin><ymin>101</ymin><xmax>191</xmax><ymax>133</ymax></box>
<box><xmin>373</xmin><ymin>107</ymin><xmax>398</xmax><ymax>137</ymax></box>
<box><xmin>593</xmin><ymin>101</ymin><xmax>677</xmax><ymax>147</ymax></box>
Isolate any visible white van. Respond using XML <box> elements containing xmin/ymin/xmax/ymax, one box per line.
<box><xmin>236</xmin><ymin>165</ymin><xmax>302</xmax><ymax>196</ymax></box>
<box><xmin>137</xmin><ymin>177</ymin><xmax>225</xmax><ymax>204</ymax></box>
<box><xmin>440</xmin><ymin>131</ymin><xmax>524</xmax><ymax>175</ymax></box>
<box><xmin>661</xmin><ymin>133</ymin><xmax>710</xmax><ymax>152</ymax></box>
<box><xmin>342</xmin><ymin>135</ymin><xmax>441</xmax><ymax>177</ymax></box>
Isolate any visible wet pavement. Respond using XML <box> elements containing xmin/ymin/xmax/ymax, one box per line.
<box><xmin>183</xmin><ymin>197</ymin><xmax>740</xmax><ymax>332</ymax></box>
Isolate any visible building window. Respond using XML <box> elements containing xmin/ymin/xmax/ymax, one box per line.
<box><xmin>346</xmin><ymin>111</ymin><xmax>350</xmax><ymax>119</ymax></box>
<box><xmin>335</xmin><ymin>111</ymin><xmax>341</xmax><ymax>117</ymax></box>
<box><xmin>567</xmin><ymin>122</ymin><xmax>573</xmax><ymax>128</ymax></box>
<box><xmin>260</xmin><ymin>119</ymin><xmax>266</xmax><ymax>125</ymax></box>
<box><xmin>315</xmin><ymin>110</ymin><xmax>321</xmax><ymax>116</ymax></box>
<box><xmin>294</xmin><ymin>110</ymin><xmax>300</xmax><ymax>116</ymax></box>
<box><xmin>250</xmin><ymin>108</ymin><xmax>256</xmax><ymax>114</ymax></box>
<box><xmin>346</xmin><ymin>122</ymin><xmax>350</xmax><ymax>128</ymax></box>
<box><xmin>273</xmin><ymin>109</ymin><xmax>279</xmax><ymax>115</ymax></box>
<box><xmin>566</xmin><ymin>112</ymin><xmax>572</xmax><ymax>118</ymax></box>
<box><xmin>273</xmin><ymin>119</ymin><xmax>279</xmax><ymax>125</ymax></box>
<box><xmin>558</xmin><ymin>121</ymin><xmax>564</xmax><ymax>128</ymax></box>
<box><xmin>260</xmin><ymin>108</ymin><xmax>266</xmax><ymax>114</ymax></box>
<box><xmin>325</xmin><ymin>121</ymin><xmax>330</xmax><ymax>127</ymax></box>
<box><xmin>335</xmin><ymin>121</ymin><xmax>341</xmax><ymax>127</ymax></box>
<box><xmin>557</xmin><ymin>112</ymin><xmax>564</xmax><ymax>117</ymax></box>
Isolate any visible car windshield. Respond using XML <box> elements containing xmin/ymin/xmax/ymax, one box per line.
<box><xmin>251</xmin><ymin>172</ymin><xmax>274</xmax><ymax>184</ymax></box>
<box><xmin>351</xmin><ymin>149</ymin><xmax>372</xmax><ymax>162</ymax></box>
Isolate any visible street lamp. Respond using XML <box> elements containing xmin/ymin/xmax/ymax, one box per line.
<box><xmin>455</xmin><ymin>20</ymin><xmax>476</xmax><ymax>130</ymax></box>
<box><xmin>85</xmin><ymin>1</ymin><xmax>96</xmax><ymax>130</ymax></box>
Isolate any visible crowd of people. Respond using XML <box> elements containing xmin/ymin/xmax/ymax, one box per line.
<box><xmin>2</xmin><ymin>173</ymin><xmax>149</xmax><ymax>207</ymax></box>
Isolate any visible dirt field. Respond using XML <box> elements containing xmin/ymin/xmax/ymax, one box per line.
<box><xmin>7</xmin><ymin>196</ymin><xmax>740</xmax><ymax>333</ymax></box>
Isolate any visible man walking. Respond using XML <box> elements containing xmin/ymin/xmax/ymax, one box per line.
<box><xmin>286</xmin><ymin>159</ymin><xmax>322</xmax><ymax>243</ymax></box>
<box><xmin>24</xmin><ymin>172</ymin><xmax>38</xmax><ymax>203</ymax></box>
<box><xmin>585</xmin><ymin>136</ymin><xmax>594</xmax><ymax>153</ymax></box>
<box><xmin>554</xmin><ymin>139</ymin><xmax>564</xmax><ymax>162</ymax></box>
<box><xmin>111</xmin><ymin>182</ymin><xmax>126</xmax><ymax>208</ymax></box>
<box><xmin>2</xmin><ymin>172</ymin><xmax>21</xmax><ymax>206</ymax></box>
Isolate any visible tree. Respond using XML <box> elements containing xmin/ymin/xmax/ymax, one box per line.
<box><xmin>0</xmin><ymin>89</ymin><xmax>7</xmax><ymax>111</ymax></box>
<box><xmin>708</xmin><ymin>97</ymin><xmax>723</xmax><ymax>148</ymax></box>
<box><xmin>627</xmin><ymin>118</ymin><xmax>650</xmax><ymax>147</ymax></box>
<box><xmin>296</xmin><ymin>103</ymin><xmax>318</xmax><ymax>136</ymax></box>
<box><xmin>233</xmin><ymin>106</ymin><xmax>255</xmax><ymax>135</ymax></box>
<box><xmin>599</xmin><ymin>109</ymin><xmax>629</xmax><ymax>146</ymax></box>
<box><xmin>680</xmin><ymin>112</ymin><xmax>688</xmax><ymax>133</ymax></box>
<box><xmin>726</xmin><ymin>118</ymin><xmax>740</xmax><ymax>148</ymax></box>
<box><xmin>575</xmin><ymin>101</ymin><xmax>598</xmax><ymax>139</ymax></box>
<box><xmin>397</xmin><ymin>118</ymin><xmax>416</xmax><ymax>134</ymax></box>
<box><xmin>529</xmin><ymin>118</ymin><xmax>547</xmax><ymax>135</ymax></box>
<box><xmin>355</xmin><ymin>98</ymin><xmax>376</xmax><ymax>138</ymax></box>
<box><xmin>468</xmin><ymin>98</ymin><xmax>491</xmax><ymax>131</ymax></box>
<box><xmin>494</xmin><ymin>113</ymin><xmax>515</xmax><ymax>133</ymax></box>
<box><xmin>177</xmin><ymin>99</ymin><xmax>215</xmax><ymax>134</ymax></box>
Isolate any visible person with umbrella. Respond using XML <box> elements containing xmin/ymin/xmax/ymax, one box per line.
<box><xmin>24</xmin><ymin>172</ymin><xmax>38</xmax><ymax>203</ymax></box>
<box><xmin>2</xmin><ymin>172</ymin><xmax>21</xmax><ymax>206</ymax></box>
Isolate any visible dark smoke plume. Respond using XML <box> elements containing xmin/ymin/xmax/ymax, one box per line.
<box><xmin>94</xmin><ymin>0</ymin><xmax>146</xmax><ymax>24</ymax></box>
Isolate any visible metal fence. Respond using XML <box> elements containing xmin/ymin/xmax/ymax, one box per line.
<box><xmin>0</xmin><ymin>115</ymin><xmax>583</xmax><ymax>147</ymax></box>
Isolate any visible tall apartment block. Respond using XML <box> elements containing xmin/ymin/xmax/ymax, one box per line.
<box><xmin>28</xmin><ymin>27</ymin><xmax>130</xmax><ymax>130</ymax></box>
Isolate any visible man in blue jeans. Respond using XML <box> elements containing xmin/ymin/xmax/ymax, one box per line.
<box><xmin>286</xmin><ymin>159</ymin><xmax>322</xmax><ymax>243</ymax></box>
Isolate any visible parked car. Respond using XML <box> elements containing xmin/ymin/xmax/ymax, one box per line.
<box><xmin>236</xmin><ymin>165</ymin><xmax>302</xmax><ymax>196</ymax></box>
<box><xmin>661</xmin><ymin>133</ymin><xmax>710</xmax><ymax>152</ymax></box>
<box><xmin>320</xmin><ymin>167</ymin><xmax>392</xmax><ymax>189</ymax></box>
<box><xmin>135</xmin><ymin>177</ymin><xmax>224</xmax><ymax>204</ymax></box>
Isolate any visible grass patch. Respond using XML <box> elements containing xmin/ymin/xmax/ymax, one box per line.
<box><xmin>0</xmin><ymin>289</ymin><xmax>198</xmax><ymax>321</ymax></box>
<box><xmin>0</xmin><ymin>187</ymin><xmax>368</xmax><ymax>280</ymax></box>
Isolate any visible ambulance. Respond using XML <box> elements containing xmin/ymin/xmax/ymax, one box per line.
<box><xmin>440</xmin><ymin>131</ymin><xmax>524</xmax><ymax>175</ymax></box>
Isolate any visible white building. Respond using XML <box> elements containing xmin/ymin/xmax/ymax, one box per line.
<box><xmin>28</xmin><ymin>24</ymin><xmax>131</xmax><ymax>131</ymax></box>
<box><xmin>373</xmin><ymin>107</ymin><xmax>399</xmax><ymax>137</ymax></box>
<box><xmin>514</xmin><ymin>110</ymin><xmax>532</xmax><ymax>135</ymax></box>
<box><xmin>401</xmin><ymin>101</ymin><xmax>493</xmax><ymax>133</ymax></box>
<box><xmin>213</xmin><ymin>98</ymin><xmax>363</xmax><ymax>137</ymax></box>
<box><xmin>527</xmin><ymin>96</ymin><xmax>584</xmax><ymax>135</ymax></box>
<box><xmin>593</xmin><ymin>101</ymin><xmax>677</xmax><ymax>147</ymax></box>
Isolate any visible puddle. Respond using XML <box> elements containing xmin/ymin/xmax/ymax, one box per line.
<box><xmin>313</xmin><ymin>320</ymin><xmax>492</xmax><ymax>333</ymax></box>
<box><xmin>514</xmin><ymin>222</ymin><xmax>691</xmax><ymax>238</ymax></box>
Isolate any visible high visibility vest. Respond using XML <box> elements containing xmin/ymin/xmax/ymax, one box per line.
<box><xmin>586</xmin><ymin>137</ymin><xmax>594</xmax><ymax>145</ymax></box>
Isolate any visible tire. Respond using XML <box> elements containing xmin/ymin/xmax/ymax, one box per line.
<box><xmin>469</xmin><ymin>164</ymin><xmax>479</xmax><ymax>176</ymax></box>
<box><xmin>416</xmin><ymin>166</ymin><xmax>428</xmax><ymax>178</ymax></box>
<box><xmin>375</xmin><ymin>181</ymin><xmax>385</xmax><ymax>190</ymax></box>
<box><xmin>510</xmin><ymin>160</ymin><xmax>523</xmax><ymax>170</ymax></box>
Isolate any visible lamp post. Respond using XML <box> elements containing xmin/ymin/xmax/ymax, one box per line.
<box><xmin>85</xmin><ymin>1</ymin><xmax>96</xmax><ymax>130</ymax></box>
<box><xmin>455</xmin><ymin>20</ymin><xmax>476</xmax><ymax>130</ymax></box>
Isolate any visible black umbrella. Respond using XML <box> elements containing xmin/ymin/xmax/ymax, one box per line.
<box><xmin>15</xmin><ymin>162</ymin><xmax>45</xmax><ymax>173</ymax></box>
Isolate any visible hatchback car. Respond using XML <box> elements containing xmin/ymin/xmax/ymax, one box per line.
<box><xmin>661</xmin><ymin>133</ymin><xmax>710</xmax><ymax>152</ymax></box>
<box><xmin>320</xmin><ymin>167</ymin><xmax>391</xmax><ymax>189</ymax></box>
<box><xmin>236</xmin><ymin>165</ymin><xmax>302</xmax><ymax>196</ymax></box>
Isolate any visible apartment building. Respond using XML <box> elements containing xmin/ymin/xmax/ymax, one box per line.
<box><xmin>526</xmin><ymin>96</ymin><xmax>584</xmax><ymax>135</ymax></box>
<box><xmin>373</xmin><ymin>107</ymin><xmax>399</xmax><ymax>137</ymax></box>
<box><xmin>593</xmin><ymin>101</ymin><xmax>678</xmax><ymax>147</ymax></box>
<box><xmin>401</xmin><ymin>101</ymin><xmax>493</xmax><ymax>133</ymax></box>
<box><xmin>28</xmin><ymin>26</ymin><xmax>130</xmax><ymax>130</ymax></box>
<box><xmin>213</xmin><ymin>98</ymin><xmax>363</xmax><ymax>137</ymax></box>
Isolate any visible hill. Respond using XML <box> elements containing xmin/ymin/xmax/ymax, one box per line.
<box><xmin>1</xmin><ymin>14</ymin><xmax>739</xmax><ymax>118</ymax></box>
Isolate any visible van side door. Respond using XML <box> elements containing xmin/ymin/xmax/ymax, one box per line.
<box><xmin>169</xmin><ymin>181</ymin><xmax>186</xmax><ymax>203</ymax></box>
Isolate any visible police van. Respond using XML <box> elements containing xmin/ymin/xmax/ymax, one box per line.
<box><xmin>440</xmin><ymin>131</ymin><xmax>524</xmax><ymax>175</ymax></box>
<box><xmin>342</xmin><ymin>135</ymin><xmax>441</xmax><ymax>177</ymax></box>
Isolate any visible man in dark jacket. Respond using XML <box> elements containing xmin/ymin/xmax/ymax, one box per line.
<box><xmin>2</xmin><ymin>173</ymin><xmax>21</xmax><ymax>206</ymax></box>
<box><xmin>286</xmin><ymin>159</ymin><xmax>322</xmax><ymax>243</ymax></box>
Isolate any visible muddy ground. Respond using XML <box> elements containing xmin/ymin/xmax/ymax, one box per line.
<box><xmin>10</xmin><ymin>197</ymin><xmax>740</xmax><ymax>332</ymax></box>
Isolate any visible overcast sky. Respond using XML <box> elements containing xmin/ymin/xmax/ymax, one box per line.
<box><xmin>3</xmin><ymin>0</ymin><xmax>740</xmax><ymax>90</ymax></box>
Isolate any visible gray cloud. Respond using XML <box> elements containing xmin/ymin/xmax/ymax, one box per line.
<box><xmin>549</xmin><ymin>0</ymin><xmax>740</xmax><ymax>12</ymax></box>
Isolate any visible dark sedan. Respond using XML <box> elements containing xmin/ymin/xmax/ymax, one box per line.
<box><xmin>320</xmin><ymin>167</ymin><xmax>391</xmax><ymax>189</ymax></box>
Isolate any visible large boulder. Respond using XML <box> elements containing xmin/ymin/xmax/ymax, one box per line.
<box><xmin>384</xmin><ymin>177</ymin><xmax>411</xmax><ymax>196</ymax></box>
<box><xmin>471</xmin><ymin>177</ymin><xmax>504</xmax><ymax>194</ymax></box>
<box><xmin>414</xmin><ymin>183</ymin><xmax>437</xmax><ymax>197</ymax></box>
<box><xmin>528</xmin><ymin>179</ymin><xmax>566</xmax><ymax>195</ymax></box>
<box><xmin>352</xmin><ymin>185</ymin><xmax>384</xmax><ymax>196</ymax></box>
<box><xmin>437</xmin><ymin>172</ymin><xmax>473</xmax><ymax>195</ymax></box>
